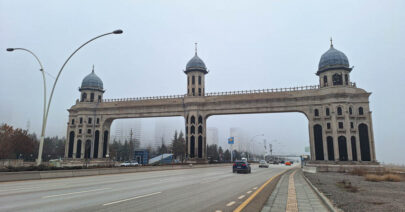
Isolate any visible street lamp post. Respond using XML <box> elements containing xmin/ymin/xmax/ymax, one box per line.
<box><xmin>7</xmin><ymin>29</ymin><xmax>123</xmax><ymax>166</ymax></box>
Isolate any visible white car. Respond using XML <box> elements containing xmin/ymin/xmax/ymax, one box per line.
<box><xmin>120</xmin><ymin>161</ymin><xmax>140</xmax><ymax>167</ymax></box>
<box><xmin>259</xmin><ymin>160</ymin><xmax>269</xmax><ymax>168</ymax></box>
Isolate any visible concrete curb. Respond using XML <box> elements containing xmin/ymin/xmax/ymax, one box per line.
<box><xmin>0</xmin><ymin>164</ymin><xmax>230</xmax><ymax>182</ymax></box>
<box><xmin>302</xmin><ymin>171</ymin><xmax>342</xmax><ymax>212</ymax></box>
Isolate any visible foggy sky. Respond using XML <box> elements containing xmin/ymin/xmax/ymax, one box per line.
<box><xmin>1</xmin><ymin>0</ymin><xmax>404</xmax><ymax>164</ymax></box>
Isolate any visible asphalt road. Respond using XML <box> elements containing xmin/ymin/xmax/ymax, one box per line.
<box><xmin>0</xmin><ymin>164</ymin><xmax>292</xmax><ymax>212</ymax></box>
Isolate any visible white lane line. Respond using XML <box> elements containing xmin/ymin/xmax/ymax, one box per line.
<box><xmin>247</xmin><ymin>190</ymin><xmax>252</xmax><ymax>194</ymax></box>
<box><xmin>226</xmin><ymin>201</ymin><xmax>236</xmax><ymax>207</ymax></box>
<box><xmin>238</xmin><ymin>195</ymin><xmax>245</xmax><ymax>199</ymax></box>
<box><xmin>215</xmin><ymin>210</ymin><xmax>222</xmax><ymax>212</ymax></box>
<box><xmin>42</xmin><ymin>188</ymin><xmax>110</xmax><ymax>198</ymax></box>
<box><xmin>253</xmin><ymin>187</ymin><xmax>258</xmax><ymax>190</ymax></box>
<box><xmin>103</xmin><ymin>191</ymin><xmax>162</xmax><ymax>206</ymax></box>
<box><xmin>0</xmin><ymin>183</ymin><xmax>67</xmax><ymax>192</ymax></box>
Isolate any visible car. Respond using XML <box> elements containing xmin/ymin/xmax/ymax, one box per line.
<box><xmin>285</xmin><ymin>161</ymin><xmax>291</xmax><ymax>166</ymax></box>
<box><xmin>120</xmin><ymin>161</ymin><xmax>140</xmax><ymax>167</ymax></box>
<box><xmin>259</xmin><ymin>160</ymin><xmax>269</xmax><ymax>168</ymax></box>
<box><xmin>233</xmin><ymin>160</ymin><xmax>251</xmax><ymax>173</ymax></box>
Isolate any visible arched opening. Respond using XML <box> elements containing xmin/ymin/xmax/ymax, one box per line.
<box><xmin>337</xmin><ymin>107</ymin><xmax>342</xmax><ymax>116</ymax></box>
<box><xmin>198</xmin><ymin>125</ymin><xmax>202</xmax><ymax>134</ymax></box>
<box><xmin>94</xmin><ymin>130</ymin><xmax>100</xmax><ymax>158</ymax></box>
<box><xmin>68</xmin><ymin>131</ymin><xmax>74</xmax><ymax>158</ymax></box>
<box><xmin>313</xmin><ymin>125</ymin><xmax>324</xmax><ymax>160</ymax></box>
<box><xmin>76</xmin><ymin>140</ymin><xmax>82</xmax><ymax>158</ymax></box>
<box><xmin>349</xmin><ymin>107</ymin><xmax>353</xmax><ymax>115</ymax></box>
<box><xmin>90</xmin><ymin>93</ymin><xmax>94</xmax><ymax>102</ymax></box>
<box><xmin>338</xmin><ymin>136</ymin><xmax>348</xmax><ymax>161</ymax></box>
<box><xmin>81</xmin><ymin>93</ymin><xmax>87</xmax><ymax>102</ymax></box>
<box><xmin>327</xmin><ymin>136</ymin><xmax>334</xmax><ymax>161</ymax></box>
<box><xmin>198</xmin><ymin>116</ymin><xmax>203</xmax><ymax>124</ymax></box>
<box><xmin>191</xmin><ymin>116</ymin><xmax>195</xmax><ymax>124</ymax></box>
<box><xmin>345</xmin><ymin>74</ymin><xmax>349</xmax><ymax>85</ymax></box>
<box><xmin>191</xmin><ymin>126</ymin><xmax>195</xmax><ymax>134</ymax></box>
<box><xmin>323</xmin><ymin>75</ymin><xmax>328</xmax><ymax>86</ymax></box>
<box><xmin>359</xmin><ymin>107</ymin><xmax>364</xmax><ymax>115</ymax></box>
<box><xmin>314</xmin><ymin>109</ymin><xmax>319</xmax><ymax>117</ymax></box>
<box><xmin>192</xmin><ymin>76</ymin><xmax>195</xmax><ymax>85</ymax></box>
<box><xmin>351</xmin><ymin>136</ymin><xmax>357</xmax><ymax>161</ymax></box>
<box><xmin>190</xmin><ymin>136</ymin><xmax>195</xmax><ymax>158</ymax></box>
<box><xmin>332</xmin><ymin>73</ymin><xmax>343</xmax><ymax>85</ymax></box>
<box><xmin>198</xmin><ymin>76</ymin><xmax>201</xmax><ymax>85</ymax></box>
<box><xmin>85</xmin><ymin>140</ymin><xmax>91</xmax><ymax>159</ymax></box>
<box><xmin>359</xmin><ymin>124</ymin><xmax>371</xmax><ymax>161</ymax></box>
<box><xmin>198</xmin><ymin>136</ymin><xmax>203</xmax><ymax>158</ymax></box>
<box><xmin>103</xmin><ymin>130</ymin><xmax>108</xmax><ymax>157</ymax></box>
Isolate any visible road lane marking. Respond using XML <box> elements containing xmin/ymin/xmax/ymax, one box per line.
<box><xmin>226</xmin><ymin>201</ymin><xmax>236</xmax><ymax>207</ymax></box>
<box><xmin>246</xmin><ymin>191</ymin><xmax>252</xmax><ymax>194</ymax></box>
<box><xmin>233</xmin><ymin>169</ymin><xmax>290</xmax><ymax>212</ymax></box>
<box><xmin>253</xmin><ymin>187</ymin><xmax>258</xmax><ymax>190</ymax></box>
<box><xmin>103</xmin><ymin>192</ymin><xmax>162</xmax><ymax>206</ymax></box>
<box><xmin>215</xmin><ymin>210</ymin><xmax>222</xmax><ymax>212</ymax></box>
<box><xmin>238</xmin><ymin>195</ymin><xmax>245</xmax><ymax>199</ymax></box>
<box><xmin>42</xmin><ymin>188</ymin><xmax>110</xmax><ymax>198</ymax></box>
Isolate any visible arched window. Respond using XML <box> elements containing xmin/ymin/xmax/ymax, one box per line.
<box><xmin>198</xmin><ymin>88</ymin><xmax>201</xmax><ymax>96</ymax></box>
<box><xmin>198</xmin><ymin>126</ymin><xmax>202</xmax><ymax>134</ymax></box>
<box><xmin>198</xmin><ymin>76</ymin><xmax>201</xmax><ymax>85</ymax></box>
<box><xmin>332</xmin><ymin>73</ymin><xmax>343</xmax><ymax>85</ymax></box>
<box><xmin>84</xmin><ymin>140</ymin><xmax>91</xmax><ymax>159</ymax></box>
<box><xmin>327</xmin><ymin>136</ymin><xmax>334</xmax><ymax>161</ymax></box>
<box><xmin>191</xmin><ymin>126</ymin><xmax>195</xmax><ymax>134</ymax></box>
<box><xmin>94</xmin><ymin>130</ymin><xmax>100</xmax><ymax>158</ymax></box>
<box><xmin>345</xmin><ymin>74</ymin><xmax>349</xmax><ymax>85</ymax></box>
<box><xmin>103</xmin><ymin>131</ymin><xmax>108</xmax><ymax>157</ymax></box>
<box><xmin>313</xmin><ymin>124</ymin><xmax>324</xmax><ymax>160</ymax></box>
<box><xmin>190</xmin><ymin>136</ymin><xmax>195</xmax><ymax>158</ymax></box>
<box><xmin>76</xmin><ymin>140</ymin><xmax>82</xmax><ymax>158</ymax></box>
<box><xmin>81</xmin><ymin>93</ymin><xmax>87</xmax><ymax>102</ymax></box>
<box><xmin>68</xmin><ymin>131</ymin><xmax>75</xmax><ymax>158</ymax></box>
<box><xmin>351</xmin><ymin>136</ymin><xmax>357</xmax><ymax>161</ymax></box>
<box><xmin>191</xmin><ymin>116</ymin><xmax>195</xmax><ymax>124</ymax></box>
<box><xmin>337</xmin><ymin>107</ymin><xmax>342</xmax><ymax>116</ymax></box>
<box><xmin>326</xmin><ymin>108</ymin><xmax>330</xmax><ymax>116</ymax></box>
<box><xmin>349</xmin><ymin>107</ymin><xmax>353</xmax><ymax>115</ymax></box>
<box><xmin>98</xmin><ymin>95</ymin><xmax>101</xmax><ymax>102</ymax></box>
<box><xmin>314</xmin><ymin>109</ymin><xmax>319</xmax><ymax>117</ymax></box>
<box><xmin>359</xmin><ymin>124</ymin><xmax>371</xmax><ymax>161</ymax></box>
<box><xmin>192</xmin><ymin>88</ymin><xmax>195</xmax><ymax>96</ymax></box>
<box><xmin>96</xmin><ymin>118</ymin><xmax>99</xmax><ymax>124</ymax></box>
<box><xmin>71</xmin><ymin>119</ymin><xmax>75</xmax><ymax>125</ymax></box>
<box><xmin>90</xmin><ymin>93</ymin><xmax>94</xmax><ymax>102</ymax></box>
<box><xmin>198</xmin><ymin>116</ymin><xmax>203</xmax><ymax>124</ymax></box>
<box><xmin>198</xmin><ymin>136</ymin><xmax>203</xmax><ymax>158</ymax></box>
<box><xmin>323</xmin><ymin>75</ymin><xmax>328</xmax><ymax>86</ymax></box>
<box><xmin>192</xmin><ymin>76</ymin><xmax>195</xmax><ymax>85</ymax></box>
<box><xmin>359</xmin><ymin>107</ymin><xmax>364</xmax><ymax>115</ymax></box>
<box><xmin>338</xmin><ymin>136</ymin><xmax>348</xmax><ymax>161</ymax></box>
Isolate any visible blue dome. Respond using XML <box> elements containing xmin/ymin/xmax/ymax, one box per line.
<box><xmin>185</xmin><ymin>53</ymin><xmax>207</xmax><ymax>74</ymax></box>
<box><xmin>80</xmin><ymin>69</ymin><xmax>103</xmax><ymax>91</ymax></box>
<box><xmin>318</xmin><ymin>45</ymin><xmax>350</xmax><ymax>74</ymax></box>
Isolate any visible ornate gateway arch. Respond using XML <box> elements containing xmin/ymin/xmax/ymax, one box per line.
<box><xmin>65</xmin><ymin>42</ymin><xmax>376</xmax><ymax>162</ymax></box>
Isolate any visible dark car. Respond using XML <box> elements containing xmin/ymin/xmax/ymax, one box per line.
<box><xmin>233</xmin><ymin>161</ymin><xmax>251</xmax><ymax>173</ymax></box>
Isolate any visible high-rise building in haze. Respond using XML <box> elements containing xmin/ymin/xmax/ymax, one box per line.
<box><xmin>207</xmin><ymin>127</ymin><xmax>219</xmax><ymax>146</ymax></box>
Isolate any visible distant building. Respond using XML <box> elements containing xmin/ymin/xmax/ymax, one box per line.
<box><xmin>207</xmin><ymin>127</ymin><xmax>219</xmax><ymax>146</ymax></box>
<box><xmin>134</xmin><ymin>149</ymin><xmax>149</xmax><ymax>165</ymax></box>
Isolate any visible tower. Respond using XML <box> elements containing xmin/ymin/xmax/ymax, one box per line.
<box><xmin>79</xmin><ymin>65</ymin><xmax>104</xmax><ymax>102</ymax></box>
<box><xmin>184</xmin><ymin>43</ymin><xmax>208</xmax><ymax>96</ymax></box>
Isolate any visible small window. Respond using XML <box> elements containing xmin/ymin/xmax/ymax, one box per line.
<box><xmin>191</xmin><ymin>116</ymin><xmax>195</xmax><ymax>124</ymax></box>
<box><xmin>81</xmin><ymin>93</ymin><xmax>87</xmax><ymax>102</ymax></box>
<box><xmin>80</xmin><ymin>117</ymin><xmax>83</xmax><ymax>124</ymax></box>
<box><xmin>192</xmin><ymin>88</ymin><xmax>195</xmax><ymax>96</ymax></box>
<box><xmin>98</xmin><ymin>95</ymin><xmax>101</xmax><ymax>102</ymax></box>
<box><xmin>198</xmin><ymin>116</ymin><xmax>203</xmax><ymax>124</ymax></box>
<box><xmin>349</xmin><ymin>107</ymin><xmax>353</xmax><ymax>115</ymax></box>
<box><xmin>327</xmin><ymin>123</ymin><xmax>331</xmax><ymax>129</ymax></box>
<box><xmin>79</xmin><ymin>129</ymin><xmax>82</xmax><ymax>134</ymax></box>
<box><xmin>87</xmin><ymin>129</ymin><xmax>91</xmax><ymax>134</ymax></box>
<box><xmin>359</xmin><ymin>107</ymin><xmax>364</xmax><ymax>115</ymax></box>
<box><xmin>337</xmin><ymin>107</ymin><xmax>342</xmax><ymax>116</ymax></box>
<box><xmin>314</xmin><ymin>109</ymin><xmax>319</xmax><ymax>117</ymax></box>
<box><xmin>88</xmin><ymin>118</ymin><xmax>92</xmax><ymax>124</ymax></box>
<box><xmin>198</xmin><ymin>76</ymin><xmax>201</xmax><ymax>85</ymax></box>
<box><xmin>96</xmin><ymin>118</ymin><xmax>100</xmax><ymax>124</ymax></box>
<box><xmin>71</xmin><ymin>119</ymin><xmax>75</xmax><ymax>125</ymax></box>
<box><xmin>345</xmin><ymin>74</ymin><xmax>349</xmax><ymax>85</ymax></box>
<box><xmin>338</xmin><ymin>122</ymin><xmax>344</xmax><ymax>129</ymax></box>
<box><xmin>333</xmin><ymin>73</ymin><xmax>343</xmax><ymax>85</ymax></box>
<box><xmin>198</xmin><ymin>126</ymin><xmax>202</xmax><ymax>134</ymax></box>
<box><xmin>192</xmin><ymin>76</ymin><xmax>195</xmax><ymax>85</ymax></box>
<box><xmin>323</xmin><ymin>76</ymin><xmax>328</xmax><ymax>86</ymax></box>
<box><xmin>350</xmin><ymin>122</ymin><xmax>354</xmax><ymax>129</ymax></box>
<box><xmin>90</xmin><ymin>93</ymin><xmax>94</xmax><ymax>102</ymax></box>
<box><xmin>326</xmin><ymin>108</ymin><xmax>330</xmax><ymax>116</ymax></box>
<box><xmin>198</xmin><ymin>88</ymin><xmax>201</xmax><ymax>96</ymax></box>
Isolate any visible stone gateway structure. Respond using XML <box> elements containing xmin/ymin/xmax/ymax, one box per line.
<box><xmin>65</xmin><ymin>41</ymin><xmax>376</xmax><ymax>163</ymax></box>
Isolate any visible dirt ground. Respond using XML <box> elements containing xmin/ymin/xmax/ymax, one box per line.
<box><xmin>305</xmin><ymin>171</ymin><xmax>405</xmax><ymax>212</ymax></box>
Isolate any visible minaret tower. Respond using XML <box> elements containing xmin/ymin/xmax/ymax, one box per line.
<box><xmin>184</xmin><ymin>43</ymin><xmax>208</xmax><ymax>96</ymax></box>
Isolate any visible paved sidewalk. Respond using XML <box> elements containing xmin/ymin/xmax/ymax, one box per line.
<box><xmin>261</xmin><ymin>169</ymin><xmax>329</xmax><ymax>212</ymax></box>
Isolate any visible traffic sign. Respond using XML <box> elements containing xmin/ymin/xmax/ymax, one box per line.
<box><xmin>228</xmin><ymin>137</ymin><xmax>234</xmax><ymax>144</ymax></box>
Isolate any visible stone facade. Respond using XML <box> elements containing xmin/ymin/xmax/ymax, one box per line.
<box><xmin>65</xmin><ymin>43</ymin><xmax>376</xmax><ymax>163</ymax></box>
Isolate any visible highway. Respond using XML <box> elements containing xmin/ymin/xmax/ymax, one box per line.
<box><xmin>0</xmin><ymin>164</ymin><xmax>291</xmax><ymax>212</ymax></box>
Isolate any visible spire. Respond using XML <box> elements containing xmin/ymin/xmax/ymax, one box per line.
<box><xmin>194</xmin><ymin>42</ymin><xmax>198</xmax><ymax>55</ymax></box>
<box><xmin>330</xmin><ymin>37</ymin><xmax>333</xmax><ymax>48</ymax></box>
<box><xmin>92</xmin><ymin>64</ymin><xmax>95</xmax><ymax>73</ymax></box>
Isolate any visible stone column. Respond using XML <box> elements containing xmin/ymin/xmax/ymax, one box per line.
<box><xmin>368</xmin><ymin>112</ymin><xmax>376</xmax><ymax>161</ymax></box>
<box><xmin>344</xmin><ymin>107</ymin><xmax>353</xmax><ymax>161</ymax></box>
<box><xmin>308</xmin><ymin>120</ymin><xmax>316</xmax><ymax>160</ymax></box>
<box><xmin>331</xmin><ymin>106</ymin><xmax>339</xmax><ymax>161</ymax></box>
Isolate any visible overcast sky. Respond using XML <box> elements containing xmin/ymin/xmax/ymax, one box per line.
<box><xmin>1</xmin><ymin>0</ymin><xmax>404</xmax><ymax>164</ymax></box>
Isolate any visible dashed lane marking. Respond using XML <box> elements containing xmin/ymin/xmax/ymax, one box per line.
<box><xmin>226</xmin><ymin>201</ymin><xmax>236</xmax><ymax>207</ymax></box>
<box><xmin>246</xmin><ymin>191</ymin><xmax>252</xmax><ymax>194</ymax></box>
<box><xmin>238</xmin><ymin>195</ymin><xmax>245</xmax><ymax>199</ymax></box>
<box><xmin>103</xmin><ymin>191</ymin><xmax>162</xmax><ymax>206</ymax></box>
<box><xmin>253</xmin><ymin>187</ymin><xmax>258</xmax><ymax>190</ymax></box>
<box><xmin>43</xmin><ymin>188</ymin><xmax>110</xmax><ymax>198</ymax></box>
<box><xmin>215</xmin><ymin>210</ymin><xmax>222</xmax><ymax>212</ymax></box>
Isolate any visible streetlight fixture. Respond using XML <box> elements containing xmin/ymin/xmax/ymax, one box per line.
<box><xmin>7</xmin><ymin>29</ymin><xmax>123</xmax><ymax>166</ymax></box>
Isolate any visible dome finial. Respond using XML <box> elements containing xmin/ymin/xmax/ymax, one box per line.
<box><xmin>195</xmin><ymin>42</ymin><xmax>198</xmax><ymax>55</ymax></box>
<box><xmin>330</xmin><ymin>37</ymin><xmax>333</xmax><ymax>48</ymax></box>
<box><xmin>92</xmin><ymin>64</ymin><xmax>95</xmax><ymax>73</ymax></box>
